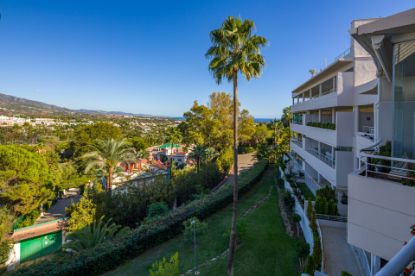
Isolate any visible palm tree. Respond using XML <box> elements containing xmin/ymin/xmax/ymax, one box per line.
<box><xmin>82</xmin><ymin>139</ymin><xmax>136</xmax><ymax>192</ymax></box>
<box><xmin>64</xmin><ymin>217</ymin><xmax>129</xmax><ymax>252</ymax></box>
<box><xmin>189</xmin><ymin>145</ymin><xmax>206</xmax><ymax>173</ymax></box>
<box><xmin>206</xmin><ymin>16</ymin><xmax>267</xmax><ymax>275</ymax></box>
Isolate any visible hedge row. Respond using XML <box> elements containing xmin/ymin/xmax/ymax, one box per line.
<box><xmin>12</xmin><ymin>161</ymin><xmax>268</xmax><ymax>276</ymax></box>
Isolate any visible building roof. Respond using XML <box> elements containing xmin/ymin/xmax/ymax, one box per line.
<box><xmin>292</xmin><ymin>55</ymin><xmax>353</xmax><ymax>94</ymax></box>
<box><xmin>159</xmin><ymin>143</ymin><xmax>180</xmax><ymax>149</ymax></box>
<box><xmin>352</xmin><ymin>8</ymin><xmax>415</xmax><ymax>37</ymax></box>
<box><xmin>351</xmin><ymin>8</ymin><xmax>415</xmax><ymax>81</ymax></box>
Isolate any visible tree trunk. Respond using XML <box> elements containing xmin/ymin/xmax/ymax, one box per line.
<box><xmin>227</xmin><ymin>71</ymin><xmax>238</xmax><ymax>276</ymax></box>
<box><xmin>107</xmin><ymin>167</ymin><xmax>113</xmax><ymax>192</ymax></box>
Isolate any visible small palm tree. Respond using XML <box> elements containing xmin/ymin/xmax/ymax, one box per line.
<box><xmin>64</xmin><ymin>217</ymin><xmax>129</xmax><ymax>252</ymax></box>
<box><xmin>206</xmin><ymin>16</ymin><xmax>267</xmax><ymax>275</ymax></box>
<box><xmin>82</xmin><ymin>139</ymin><xmax>136</xmax><ymax>192</ymax></box>
<box><xmin>189</xmin><ymin>145</ymin><xmax>206</xmax><ymax>172</ymax></box>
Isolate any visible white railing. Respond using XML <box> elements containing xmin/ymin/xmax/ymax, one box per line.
<box><xmin>307</xmin><ymin>148</ymin><xmax>335</xmax><ymax>168</ymax></box>
<box><xmin>359</xmin><ymin>152</ymin><xmax>415</xmax><ymax>184</ymax></box>
<box><xmin>376</xmin><ymin>235</ymin><xmax>415</xmax><ymax>276</ymax></box>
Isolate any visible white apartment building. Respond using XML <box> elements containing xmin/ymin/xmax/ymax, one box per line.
<box><xmin>289</xmin><ymin>19</ymin><xmax>378</xmax><ymax>216</ymax></box>
<box><xmin>347</xmin><ymin>9</ymin><xmax>415</xmax><ymax>275</ymax></box>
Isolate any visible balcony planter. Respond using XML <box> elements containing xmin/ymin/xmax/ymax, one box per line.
<box><xmin>306</xmin><ymin>122</ymin><xmax>336</xmax><ymax>130</ymax></box>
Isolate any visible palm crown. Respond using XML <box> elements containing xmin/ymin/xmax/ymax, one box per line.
<box><xmin>82</xmin><ymin>139</ymin><xmax>136</xmax><ymax>191</ymax></box>
<box><xmin>206</xmin><ymin>16</ymin><xmax>267</xmax><ymax>83</ymax></box>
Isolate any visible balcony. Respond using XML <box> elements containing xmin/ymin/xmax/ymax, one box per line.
<box><xmin>292</xmin><ymin>71</ymin><xmax>354</xmax><ymax>113</ymax></box>
<box><xmin>291</xmin><ymin>138</ymin><xmax>302</xmax><ymax>148</ymax></box>
<box><xmin>348</xmin><ymin>166</ymin><xmax>415</xmax><ymax>261</ymax></box>
<box><xmin>359</xmin><ymin>152</ymin><xmax>415</xmax><ymax>186</ymax></box>
<box><xmin>306</xmin><ymin>148</ymin><xmax>335</xmax><ymax>168</ymax></box>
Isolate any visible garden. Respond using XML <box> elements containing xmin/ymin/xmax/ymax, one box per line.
<box><xmin>107</xmin><ymin>166</ymin><xmax>304</xmax><ymax>275</ymax></box>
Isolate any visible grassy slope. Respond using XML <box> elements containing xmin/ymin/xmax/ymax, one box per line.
<box><xmin>108</xmin><ymin>168</ymin><xmax>299</xmax><ymax>276</ymax></box>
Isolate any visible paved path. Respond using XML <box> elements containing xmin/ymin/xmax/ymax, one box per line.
<box><xmin>212</xmin><ymin>152</ymin><xmax>257</xmax><ymax>191</ymax></box>
<box><xmin>320</xmin><ymin>222</ymin><xmax>364</xmax><ymax>276</ymax></box>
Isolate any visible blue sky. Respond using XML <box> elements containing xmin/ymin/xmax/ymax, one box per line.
<box><xmin>0</xmin><ymin>1</ymin><xmax>413</xmax><ymax>118</ymax></box>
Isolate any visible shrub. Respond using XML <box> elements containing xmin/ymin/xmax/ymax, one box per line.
<box><xmin>12</xmin><ymin>161</ymin><xmax>267</xmax><ymax>276</ymax></box>
<box><xmin>0</xmin><ymin>241</ymin><xmax>11</xmax><ymax>265</ymax></box>
<box><xmin>341</xmin><ymin>272</ymin><xmax>352</xmax><ymax>276</ymax></box>
<box><xmin>147</xmin><ymin>202</ymin><xmax>169</xmax><ymax>219</ymax></box>
<box><xmin>149</xmin><ymin>252</ymin><xmax>179</xmax><ymax>276</ymax></box>
<box><xmin>283</xmin><ymin>191</ymin><xmax>295</xmax><ymax>212</ymax></box>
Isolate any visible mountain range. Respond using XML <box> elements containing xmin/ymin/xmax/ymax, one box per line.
<box><xmin>0</xmin><ymin>92</ymin><xmax>162</xmax><ymax>118</ymax></box>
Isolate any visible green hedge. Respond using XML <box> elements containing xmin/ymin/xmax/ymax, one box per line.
<box><xmin>12</xmin><ymin>161</ymin><xmax>268</xmax><ymax>276</ymax></box>
<box><xmin>306</xmin><ymin>122</ymin><xmax>335</xmax><ymax>130</ymax></box>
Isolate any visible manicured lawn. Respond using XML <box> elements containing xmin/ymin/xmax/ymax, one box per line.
<box><xmin>298</xmin><ymin>182</ymin><xmax>315</xmax><ymax>201</ymax></box>
<box><xmin>107</xmin><ymin>168</ymin><xmax>300</xmax><ymax>275</ymax></box>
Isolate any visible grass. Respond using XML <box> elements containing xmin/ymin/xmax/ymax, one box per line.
<box><xmin>298</xmin><ymin>182</ymin><xmax>315</xmax><ymax>201</ymax></box>
<box><xmin>107</xmin><ymin>167</ymin><xmax>300</xmax><ymax>276</ymax></box>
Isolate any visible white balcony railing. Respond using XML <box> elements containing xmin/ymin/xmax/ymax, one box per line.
<box><xmin>359</xmin><ymin>152</ymin><xmax>415</xmax><ymax>185</ymax></box>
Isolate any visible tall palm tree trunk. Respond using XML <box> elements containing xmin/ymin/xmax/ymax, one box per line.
<box><xmin>107</xmin><ymin>167</ymin><xmax>113</xmax><ymax>192</ymax></box>
<box><xmin>227</xmin><ymin>71</ymin><xmax>238</xmax><ymax>276</ymax></box>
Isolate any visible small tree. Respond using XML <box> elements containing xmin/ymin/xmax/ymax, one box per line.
<box><xmin>182</xmin><ymin>217</ymin><xmax>207</xmax><ymax>242</ymax></box>
<box><xmin>66</xmin><ymin>195</ymin><xmax>97</xmax><ymax>232</ymax></box>
<box><xmin>149</xmin><ymin>252</ymin><xmax>179</xmax><ymax>276</ymax></box>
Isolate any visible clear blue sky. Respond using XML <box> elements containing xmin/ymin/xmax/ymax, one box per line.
<box><xmin>0</xmin><ymin>1</ymin><xmax>413</xmax><ymax>118</ymax></box>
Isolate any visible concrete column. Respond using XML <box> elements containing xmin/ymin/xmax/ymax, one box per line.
<box><xmin>318</xmin><ymin>110</ymin><xmax>321</xmax><ymax>123</ymax></box>
<box><xmin>319</xmin><ymin>84</ymin><xmax>322</xmax><ymax>96</ymax></box>
<box><xmin>332</xmin><ymin>108</ymin><xmax>335</xmax><ymax>124</ymax></box>
<box><xmin>370</xmin><ymin>254</ymin><xmax>381</xmax><ymax>276</ymax></box>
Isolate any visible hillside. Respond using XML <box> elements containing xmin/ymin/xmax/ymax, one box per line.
<box><xmin>0</xmin><ymin>92</ymin><xmax>164</xmax><ymax>119</ymax></box>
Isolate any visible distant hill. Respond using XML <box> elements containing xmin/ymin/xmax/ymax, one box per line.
<box><xmin>0</xmin><ymin>92</ymin><xmax>166</xmax><ymax>119</ymax></box>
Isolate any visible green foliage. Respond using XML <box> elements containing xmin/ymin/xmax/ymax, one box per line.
<box><xmin>0</xmin><ymin>145</ymin><xmax>54</xmax><ymax>216</ymax></box>
<box><xmin>341</xmin><ymin>272</ymin><xmax>353</xmax><ymax>276</ymax></box>
<box><xmin>82</xmin><ymin>139</ymin><xmax>136</xmax><ymax>191</ymax></box>
<box><xmin>147</xmin><ymin>202</ymin><xmax>169</xmax><ymax>219</ymax></box>
<box><xmin>0</xmin><ymin>207</ymin><xmax>13</xmax><ymax>264</ymax></box>
<box><xmin>295</xmin><ymin>239</ymin><xmax>310</xmax><ymax>259</ymax></box>
<box><xmin>14</xmin><ymin>209</ymin><xmax>40</xmax><ymax>229</ymax></box>
<box><xmin>306</xmin><ymin>122</ymin><xmax>336</xmax><ymax>130</ymax></box>
<box><xmin>283</xmin><ymin>191</ymin><xmax>295</xmax><ymax>212</ymax></box>
<box><xmin>215</xmin><ymin>146</ymin><xmax>233</xmax><ymax>174</ymax></box>
<box><xmin>149</xmin><ymin>252</ymin><xmax>179</xmax><ymax>276</ymax></box>
<box><xmin>73</xmin><ymin>122</ymin><xmax>123</xmax><ymax>157</ymax></box>
<box><xmin>0</xmin><ymin>241</ymin><xmax>11</xmax><ymax>265</ymax></box>
<box><xmin>304</xmin><ymin>255</ymin><xmax>315</xmax><ymax>275</ymax></box>
<box><xmin>315</xmin><ymin>186</ymin><xmax>338</xmax><ymax>216</ymax></box>
<box><xmin>66</xmin><ymin>194</ymin><xmax>97</xmax><ymax>232</ymax></box>
<box><xmin>292</xmin><ymin>213</ymin><xmax>301</xmax><ymax>223</ymax></box>
<box><xmin>182</xmin><ymin>217</ymin><xmax>207</xmax><ymax>242</ymax></box>
<box><xmin>65</xmin><ymin>217</ymin><xmax>130</xmax><ymax>253</ymax></box>
<box><xmin>12</xmin><ymin>161</ymin><xmax>267</xmax><ymax>276</ymax></box>
<box><xmin>239</xmin><ymin>109</ymin><xmax>256</xmax><ymax>146</ymax></box>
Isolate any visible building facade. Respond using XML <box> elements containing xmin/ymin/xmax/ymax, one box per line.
<box><xmin>347</xmin><ymin>9</ymin><xmax>415</xmax><ymax>274</ymax></box>
<box><xmin>290</xmin><ymin>19</ymin><xmax>377</xmax><ymax>216</ymax></box>
<box><xmin>290</xmin><ymin>8</ymin><xmax>415</xmax><ymax>275</ymax></box>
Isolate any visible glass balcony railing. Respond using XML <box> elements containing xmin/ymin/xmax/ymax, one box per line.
<box><xmin>291</xmin><ymin>139</ymin><xmax>302</xmax><ymax>148</ymax></box>
<box><xmin>306</xmin><ymin>148</ymin><xmax>335</xmax><ymax>168</ymax></box>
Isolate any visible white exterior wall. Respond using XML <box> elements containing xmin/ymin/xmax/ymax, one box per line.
<box><xmin>6</xmin><ymin>242</ymin><xmax>20</xmax><ymax>268</ymax></box>
<box><xmin>348</xmin><ymin>173</ymin><xmax>415</xmax><ymax>260</ymax></box>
